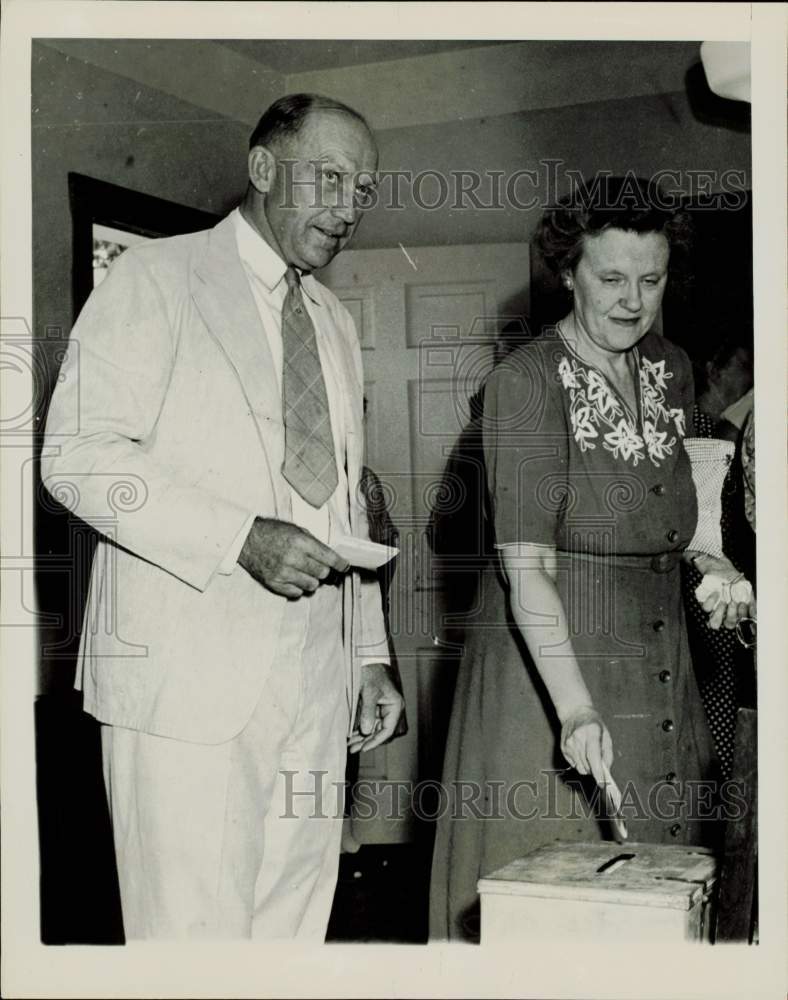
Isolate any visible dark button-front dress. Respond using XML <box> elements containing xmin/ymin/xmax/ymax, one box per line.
<box><xmin>429</xmin><ymin>329</ymin><xmax>720</xmax><ymax>942</ymax></box>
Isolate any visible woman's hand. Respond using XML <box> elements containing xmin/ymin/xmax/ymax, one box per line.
<box><xmin>559</xmin><ymin>705</ymin><xmax>614</xmax><ymax>787</ymax></box>
<box><xmin>688</xmin><ymin>552</ymin><xmax>756</xmax><ymax>630</ymax></box>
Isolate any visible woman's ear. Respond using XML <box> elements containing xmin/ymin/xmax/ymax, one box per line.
<box><xmin>248</xmin><ymin>145</ymin><xmax>276</xmax><ymax>195</ymax></box>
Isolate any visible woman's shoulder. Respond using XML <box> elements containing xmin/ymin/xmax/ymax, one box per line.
<box><xmin>639</xmin><ymin>329</ymin><xmax>692</xmax><ymax>376</ymax></box>
<box><xmin>488</xmin><ymin>333</ymin><xmax>565</xmax><ymax>391</ymax></box>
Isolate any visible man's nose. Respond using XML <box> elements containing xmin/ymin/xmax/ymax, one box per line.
<box><xmin>331</xmin><ymin>198</ymin><xmax>357</xmax><ymax>226</ymax></box>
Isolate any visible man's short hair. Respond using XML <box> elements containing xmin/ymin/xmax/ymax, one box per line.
<box><xmin>249</xmin><ymin>93</ymin><xmax>371</xmax><ymax>152</ymax></box>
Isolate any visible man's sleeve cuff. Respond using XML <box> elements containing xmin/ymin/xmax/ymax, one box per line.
<box><xmin>217</xmin><ymin>513</ymin><xmax>256</xmax><ymax>575</ymax></box>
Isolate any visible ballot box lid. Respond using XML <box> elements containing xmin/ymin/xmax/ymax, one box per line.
<box><xmin>477</xmin><ymin>842</ymin><xmax>718</xmax><ymax>910</ymax></box>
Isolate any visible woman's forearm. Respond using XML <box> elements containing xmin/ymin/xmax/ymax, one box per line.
<box><xmin>500</xmin><ymin>545</ymin><xmax>594</xmax><ymax>723</ymax></box>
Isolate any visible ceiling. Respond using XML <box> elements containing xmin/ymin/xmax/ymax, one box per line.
<box><xmin>217</xmin><ymin>38</ymin><xmax>508</xmax><ymax>74</ymax></box>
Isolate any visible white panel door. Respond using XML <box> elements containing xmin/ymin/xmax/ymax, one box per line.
<box><xmin>321</xmin><ymin>242</ymin><xmax>530</xmax><ymax>842</ymax></box>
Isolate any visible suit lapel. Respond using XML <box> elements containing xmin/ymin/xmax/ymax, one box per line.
<box><xmin>191</xmin><ymin>215</ymin><xmax>289</xmax><ymax>512</ymax></box>
<box><xmin>191</xmin><ymin>215</ymin><xmax>281</xmax><ymax>420</ymax></box>
<box><xmin>328</xmin><ymin>325</ymin><xmax>364</xmax><ymax>532</ymax></box>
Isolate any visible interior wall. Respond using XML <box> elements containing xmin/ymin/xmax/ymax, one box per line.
<box><xmin>32</xmin><ymin>42</ymin><xmax>264</xmax><ymax>361</ymax></box>
<box><xmin>351</xmin><ymin>90</ymin><xmax>752</xmax><ymax>250</ymax></box>
<box><xmin>284</xmin><ymin>40</ymin><xmax>702</xmax><ymax>130</ymax></box>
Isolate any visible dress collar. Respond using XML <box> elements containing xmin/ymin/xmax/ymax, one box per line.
<box><xmin>232</xmin><ymin>207</ymin><xmax>320</xmax><ymax>305</ymax></box>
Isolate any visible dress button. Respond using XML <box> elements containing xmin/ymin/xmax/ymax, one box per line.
<box><xmin>665</xmin><ymin>771</ymin><xmax>678</xmax><ymax>783</ymax></box>
<box><xmin>653</xmin><ymin>484</ymin><xmax>665</xmax><ymax>496</ymax></box>
<box><xmin>666</xmin><ymin>529</ymin><xmax>679</xmax><ymax>543</ymax></box>
<box><xmin>662</xmin><ymin>719</ymin><xmax>674</xmax><ymax>732</ymax></box>
<box><xmin>670</xmin><ymin>823</ymin><xmax>682</xmax><ymax>838</ymax></box>
<box><xmin>653</xmin><ymin>620</ymin><xmax>665</xmax><ymax>633</ymax></box>
<box><xmin>659</xmin><ymin>669</ymin><xmax>672</xmax><ymax>683</ymax></box>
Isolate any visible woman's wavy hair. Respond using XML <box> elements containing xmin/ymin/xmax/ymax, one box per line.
<box><xmin>534</xmin><ymin>174</ymin><xmax>694</xmax><ymax>277</ymax></box>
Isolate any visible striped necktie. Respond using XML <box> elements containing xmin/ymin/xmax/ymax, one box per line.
<box><xmin>281</xmin><ymin>266</ymin><xmax>338</xmax><ymax>507</ymax></box>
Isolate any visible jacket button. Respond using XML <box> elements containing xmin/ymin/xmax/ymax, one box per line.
<box><xmin>666</xmin><ymin>771</ymin><xmax>678</xmax><ymax>783</ymax></box>
<box><xmin>666</xmin><ymin>529</ymin><xmax>679</xmax><ymax>543</ymax></box>
<box><xmin>662</xmin><ymin>719</ymin><xmax>674</xmax><ymax>732</ymax></box>
<box><xmin>659</xmin><ymin>669</ymin><xmax>672</xmax><ymax>683</ymax></box>
<box><xmin>653</xmin><ymin>619</ymin><xmax>666</xmax><ymax>633</ymax></box>
<box><xmin>653</xmin><ymin>484</ymin><xmax>665</xmax><ymax>496</ymax></box>
<box><xmin>670</xmin><ymin>823</ymin><xmax>682</xmax><ymax>837</ymax></box>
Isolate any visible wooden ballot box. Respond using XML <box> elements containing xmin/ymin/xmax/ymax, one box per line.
<box><xmin>478</xmin><ymin>842</ymin><xmax>718</xmax><ymax>944</ymax></box>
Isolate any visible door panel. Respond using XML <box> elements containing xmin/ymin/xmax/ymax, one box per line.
<box><xmin>321</xmin><ymin>243</ymin><xmax>529</xmax><ymax>842</ymax></box>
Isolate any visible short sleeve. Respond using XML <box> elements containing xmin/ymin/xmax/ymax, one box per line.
<box><xmin>482</xmin><ymin>347</ymin><xmax>569</xmax><ymax>546</ymax></box>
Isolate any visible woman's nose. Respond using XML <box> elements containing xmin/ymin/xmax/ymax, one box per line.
<box><xmin>620</xmin><ymin>282</ymin><xmax>642</xmax><ymax>311</ymax></box>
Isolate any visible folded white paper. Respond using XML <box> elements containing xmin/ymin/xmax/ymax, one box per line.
<box><xmin>332</xmin><ymin>534</ymin><xmax>398</xmax><ymax>570</ymax></box>
<box><xmin>601</xmin><ymin>762</ymin><xmax>628</xmax><ymax>843</ymax></box>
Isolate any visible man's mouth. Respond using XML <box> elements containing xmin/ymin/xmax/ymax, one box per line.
<box><xmin>314</xmin><ymin>226</ymin><xmax>345</xmax><ymax>241</ymax></box>
<box><xmin>610</xmin><ymin>317</ymin><xmax>640</xmax><ymax>326</ymax></box>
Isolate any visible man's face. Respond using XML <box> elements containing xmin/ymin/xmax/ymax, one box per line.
<box><xmin>262</xmin><ymin>111</ymin><xmax>378</xmax><ymax>272</ymax></box>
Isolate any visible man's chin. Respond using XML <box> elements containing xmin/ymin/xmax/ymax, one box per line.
<box><xmin>301</xmin><ymin>249</ymin><xmax>338</xmax><ymax>272</ymax></box>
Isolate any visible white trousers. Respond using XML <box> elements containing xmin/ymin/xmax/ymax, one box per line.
<box><xmin>101</xmin><ymin>582</ymin><xmax>348</xmax><ymax>940</ymax></box>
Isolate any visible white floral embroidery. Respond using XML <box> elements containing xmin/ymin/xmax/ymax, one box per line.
<box><xmin>586</xmin><ymin>369</ymin><xmax>622</xmax><ymax>419</ymax></box>
<box><xmin>558</xmin><ymin>351</ymin><xmax>685</xmax><ymax>467</ymax></box>
<box><xmin>641</xmin><ymin>381</ymin><xmax>670</xmax><ymax>426</ymax></box>
<box><xmin>571</xmin><ymin>403</ymin><xmax>599</xmax><ymax>451</ymax></box>
<box><xmin>604</xmin><ymin>419</ymin><xmax>646</xmax><ymax>464</ymax></box>
<box><xmin>669</xmin><ymin>407</ymin><xmax>686</xmax><ymax>437</ymax></box>
<box><xmin>641</xmin><ymin>357</ymin><xmax>670</xmax><ymax>391</ymax></box>
<box><xmin>558</xmin><ymin>356</ymin><xmax>580</xmax><ymax>389</ymax></box>
<box><xmin>642</xmin><ymin>419</ymin><xmax>671</xmax><ymax>462</ymax></box>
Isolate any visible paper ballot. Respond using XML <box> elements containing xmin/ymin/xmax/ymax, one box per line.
<box><xmin>332</xmin><ymin>534</ymin><xmax>398</xmax><ymax>571</ymax></box>
<box><xmin>601</xmin><ymin>763</ymin><xmax>628</xmax><ymax>843</ymax></box>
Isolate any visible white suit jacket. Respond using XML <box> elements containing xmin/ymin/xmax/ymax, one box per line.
<box><xmin>42</xmin><ymin>214</ymin><xmax>389</xmax><ymax>743</ymax></box>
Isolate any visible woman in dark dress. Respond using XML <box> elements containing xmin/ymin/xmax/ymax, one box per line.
<box><xmin>429</xmin><ymin>178</ymin><xmax>753</xmax><ymax>942</ymax></box>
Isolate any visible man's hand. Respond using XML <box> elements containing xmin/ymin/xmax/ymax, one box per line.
<box><xmin>347</xmin><ymin>662</ymin><xmax>405</xmax><ymax>754</ymax></box>
<box><xmin>238</xmin><ymin>517</ymin><xmax>349</xmax><ymax>598</ymax></box>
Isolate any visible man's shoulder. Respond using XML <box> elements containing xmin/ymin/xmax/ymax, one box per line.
<box><xmin>120</xmin><ymin>225</ymin><xmax>214</xmax><ymax>275</ymax></box>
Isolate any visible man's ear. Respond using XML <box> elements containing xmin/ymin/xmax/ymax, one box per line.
<box><xmin>248</xmin><ymin>145</ymin><xmax>276</xmax><ymax>195</ymax></box>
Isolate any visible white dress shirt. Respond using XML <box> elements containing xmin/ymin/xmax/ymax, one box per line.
<box><xmin>218</xmin><ymin>208</ymin><xmax>353</xmax><ymax>572</ymax></box>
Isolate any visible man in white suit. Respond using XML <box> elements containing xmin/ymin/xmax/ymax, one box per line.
<box><xmin>42</xmin><ymin>93</ymin><xmax>404</xmax><ymax>940</ymax></box>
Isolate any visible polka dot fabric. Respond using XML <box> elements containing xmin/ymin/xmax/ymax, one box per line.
<box><xmin>682</xmin><ymin>407</ymin><xmax>747</xmax><ymax>780</ymax></box>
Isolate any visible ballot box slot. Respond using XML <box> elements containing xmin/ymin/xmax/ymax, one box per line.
<box><xmin>595</xmin><ymin>853</ymin><xmax>636</xmax><ymax>875</ymax></box>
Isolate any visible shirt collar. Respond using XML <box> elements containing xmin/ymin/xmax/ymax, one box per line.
<box><xmin>232</xmin><ymin>207</ymin><xmax>320</xmax><ymax>306</ymax></box>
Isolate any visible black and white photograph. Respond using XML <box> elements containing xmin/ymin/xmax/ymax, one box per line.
<box><xmin>1</xmin><ymin>3</ymin><xmax>786</xmax><ymax>998</ymax></box>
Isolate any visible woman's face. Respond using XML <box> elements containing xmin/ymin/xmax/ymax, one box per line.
<box><xmin>567</xmin><ymin>228</ymin><xmax>670</xmax><ymax>354</ymax></box>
